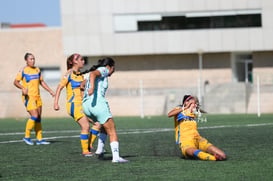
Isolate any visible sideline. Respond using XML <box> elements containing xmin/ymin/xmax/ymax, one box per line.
<box><xmin>0</xmin><ymin>122</ymin><xmax>273</xmax><ymax>144</ymax></box>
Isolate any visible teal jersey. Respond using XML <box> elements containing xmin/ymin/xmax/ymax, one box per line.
<box><xmin>82</xmin><ymin>67</ymin><xmax>112</xmax><ymax>124</ymax></box>
<box><xmin>83</xmin><ymin>67</ymin><xmax>109</xmax><ymax>102</ymax></box>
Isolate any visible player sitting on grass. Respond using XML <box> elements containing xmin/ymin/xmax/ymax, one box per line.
<box><xmin>168</xmin><ymin>95</ymin><xmax>226</xmax><ymax>161</ymax></box>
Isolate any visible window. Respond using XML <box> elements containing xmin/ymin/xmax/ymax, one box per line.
<box><xmin>40</xmin><ymin>67</ymin><xmax>61</xmax><ymax>85</ymax></box>
<box><xmin>114</xmin><ymin>9</ymin><xmax>262</xmax><ymax>32</ymax></box>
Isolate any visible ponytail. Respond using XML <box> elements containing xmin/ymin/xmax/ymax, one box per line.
<box><xmin>76</xmin><ymin>65</ymin><xmax>98</xmax><ymax>75</ymax></box>
<box><xmin>77</xmin><ymin>57</ymin><xmax>115</xmax><ymax>75</ymax></box>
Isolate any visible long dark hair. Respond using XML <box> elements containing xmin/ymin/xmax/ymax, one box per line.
<box><xmin>78</xmin><ymin>57</ymin><xmax>115</xmax><ymax>75</ymax></box>
<box><xmin>66</xmin><ymin>53</ymin><xmax>80</xmax><ymax>70</ymax></box>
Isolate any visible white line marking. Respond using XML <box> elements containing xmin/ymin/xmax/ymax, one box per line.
<box><xmin>0</xmin><ymin>122</ymin><xmax>272</xmax><ymax>144</ymax></box>
<box><xmin>0</xmin><ymin>130</ymin><xmax>80</xmax><ymax>136</ymax></box>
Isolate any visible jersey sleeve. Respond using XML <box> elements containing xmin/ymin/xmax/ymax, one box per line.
<box><xmin>59</xmin><ymin>71</ymin><xmax>70</xmax><ymax>87</ymax></box>
<box><xmin>15</xmin><ymin>67</ymin><xmax>24</xmax><ymax>81</ymax></box>
<box><xmin>97</xmin><ymin>67</ymin><xmax>109</xmax><ymax>78</ymax></box>
<box><xmin>37</xmin><ymin>67</ymin><xmax>43</xmax><ymax>81</ymax></box>
<box><xmin>177</xmin><ymin>112</ymin><xmax>185</xmax><ymax>122</ymax></box>
<box><xmin>174</xmin><ymin>107</ymin><xmax>184</xmax><ymax>122</ymax></box>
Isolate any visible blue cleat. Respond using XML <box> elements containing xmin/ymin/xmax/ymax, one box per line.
<box><xmin>23</xmin><ymin>138</ymin><xmax>34</xmax><ymax>145</ymax></box>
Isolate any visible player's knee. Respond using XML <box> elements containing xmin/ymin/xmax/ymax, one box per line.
<box><xmin>185</xmin><ymin>147</ymin><xmax>196</xmax><ymax>157</ymax></box>
<box><xmin>80</xmin><ymin>122</ymin><xmax>90</xmax><ymax>132</ymax></box>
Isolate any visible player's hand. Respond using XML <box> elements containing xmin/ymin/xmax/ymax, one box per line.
<box><xmin>54</xmin><ymin>104</ymin><xmax>60</xmax><ymax>111</ymax></box>
<box><xmin>22</xmin><ymin>88</ymin><xmax>28</xmax><ymax>96</ymax></box>
<box><xmin>87</xmin><ymin>117</ymin><xmax>95</xmax><ymax>125</ymax></box>
<box><xmin>88</xmin><ymin>88</ymin><xmax>93</xmax><ymax>96</ymax></box>
<box><xmin>50</xmin><ymin>91</ymin><xmax>55</xmax><ymax>97</ymax></box>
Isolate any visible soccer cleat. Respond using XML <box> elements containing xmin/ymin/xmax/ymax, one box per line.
<box><xmin>82</xmin><ymin>151</ymin><xmax>94</xmax><ymax>157</ymax></box>
<box><xmin>95</xmin><ymin>149</ymin><xmax>106</xmax><ymax>155</ymax></box>
<box><xmin>23</xmin><ymin>138</ymin><xmax>34</xmax><ymax>145</ymax></box>
<box><xmin>112</xmin><ymin>157</ymin><xmax>129</xmax><ymax>163</ymax></box>
<box><xmin>36</xmin><ymin>140</ymin><xmax>50</xmax><ymax>145</ymax></box>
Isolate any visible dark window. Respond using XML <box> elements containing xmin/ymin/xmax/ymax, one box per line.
<box><xmin>138</xmin><ymin>14</ymin><xmax>262</xmax><ymax>31</ymax></box>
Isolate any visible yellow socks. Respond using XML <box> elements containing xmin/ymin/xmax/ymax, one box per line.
<box><xmin>25</xmin><ymin>117</ymin><xmax>36</xmax><ymax>138</ymax></box>
<box><xmin>80</xmin><ymin>132</ymin><xmax>89</xmax><ymax>153</ymax></box>
<box><xmin>35</xmin><ymin>122</ymin><xmax>42</xmax><ymax>141</ymax></box>
<box><xmin>26</xmin><ymin>116</ymin><xmax>43</xmax><ymax>140</ymax></box>
<box><xmin>89</xmin><ymin>128</ymin><xmax>99</xmax><ymax>149</ymax></box>
<box><xmin>193</xmin><ymin>150</ymin><xmax>216</xmax><ymax>161</ymax></box>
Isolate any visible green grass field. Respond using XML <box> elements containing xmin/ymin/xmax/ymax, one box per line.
<box><xmin>1</xmin><ymin>114</ymin><xmax>273</xmax><ymax>181</ymax></box>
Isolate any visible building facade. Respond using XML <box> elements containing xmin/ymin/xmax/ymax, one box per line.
<box><xmin>1</xmin><ymin>0</ymin><xmax>273</xmax><ymax>118</ymax></box>
<box><xmin>0</xmin><ymin>27</ymin><xmax>67</xmax><ymax>118</ymax></box>
<box><xmin>60</xmin><ymin>0</ymin><xmax>273</xmax><ymax>116</ymax></box>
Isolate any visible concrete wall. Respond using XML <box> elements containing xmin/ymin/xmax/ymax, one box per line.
<box><xmin>0</xmin><ymin>28</ymin><xmax>66</xmax><ymax>118</ymax></box>
<box><xmin>61</xmin><ymin>0</ymin><xmax>273</xmax><ymax>56</ymax></box>
<box><xmin>86</xmin><ymin>53</ymin><xmax>232</xmax><ymax>89</ymax></box>
<box><xmin>253</xmin><ymin>51</ymin><xmax>273</xmax><ymax>84</ymax></box>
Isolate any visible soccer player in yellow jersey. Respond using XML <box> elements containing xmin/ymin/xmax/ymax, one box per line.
<box><xmin>168</xmin><ymin>95</ymin><xmax>226</xmax><ymax>161</ymax></box>
<box><xmin>54</xmin><ymin>53</ymin><xmax>100</xmax><ymax>157</ymax></box>
<box><xmin>14</xmin><ymin>53</ymin><xmax>55</xmax><ymax>145</ymax></box>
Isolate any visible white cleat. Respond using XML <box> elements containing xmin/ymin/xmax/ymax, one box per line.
<box><xmin>82</xmin><ymin>152</ymin><xmax>94</xmax><ymax>157</ymax></box>
<box><xmin>95</xmin><ymin>149</ymin><xmax>106</xmax><ymax>155</ymax></box>
<box><xmin>112</xmin><ymin>157</ymin><xmax>129</xmax><ymax>163</ymax></box>
<box><xmin>36</xmin><ymin>140</ymin><xmax>50</xmax><ymax>145</ymax></box>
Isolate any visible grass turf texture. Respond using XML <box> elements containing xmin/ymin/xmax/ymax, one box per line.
<box><xmin>0</xmin><ymin>114</ymin><xmax>273</xmax><ymax>181</ymax></box>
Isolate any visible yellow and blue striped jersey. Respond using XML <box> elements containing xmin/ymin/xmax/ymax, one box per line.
<box><xmin>174</xmin><ymin>107</ymin><xmax>199</xmax><ymax>144</ymax></box>
<box><xmin>59</xmin><ymin>69</ymin><xmax>83</xmax><ymax>103</ymax></box>
<box><xmin>15</xmin><ymin>66</ymin><xmax>43</xmax><ymax>97</ymax></box>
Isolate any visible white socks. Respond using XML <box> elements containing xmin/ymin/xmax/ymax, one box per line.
<box><xmin>95</xmin><ymin>133</ymin><xmax>107</xmax><ymax>154</ymax></box>
<box><xmin>110</xmin><ymin>141</ymin><xmax>120</xmax><ymax>161</ymax></box>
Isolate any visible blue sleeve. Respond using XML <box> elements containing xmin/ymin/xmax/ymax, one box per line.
<box><xmin>177</xmin><ymin>112</ymin><xmax>184</xmax><ymax>122</ymax></box>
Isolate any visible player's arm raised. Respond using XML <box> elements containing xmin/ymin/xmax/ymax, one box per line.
<box><xmin>168</xmin><ymin>107</ymin><xmax>182</xmax><ymax>117</ymax></box>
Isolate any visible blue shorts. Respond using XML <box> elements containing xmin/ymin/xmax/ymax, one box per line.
<box><xmin>82</xmin><ymin>97</ymin><xmax>112</xmax><ymax>125</ymax></box>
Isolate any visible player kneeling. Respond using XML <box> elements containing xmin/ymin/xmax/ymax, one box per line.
<box><xmin>168</xmin><ymin>95</ymin><xmax>226</xmax><ymax>161</ymax></box>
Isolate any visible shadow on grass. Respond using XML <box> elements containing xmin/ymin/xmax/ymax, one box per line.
<box><xmin>98</xmin><ymin>154</ymin><xmax>137</xmax><ymax>161</ymax></box>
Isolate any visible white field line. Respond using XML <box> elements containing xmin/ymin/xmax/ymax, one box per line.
<box><xmin>0</xmin><ymin>122</ymin><xmax>273</xmax><ymax>144</ymax></box>
<box><xmin>0</xmin><ymin>130</ymin><xmax>79</xmax><ymax>136</ymax></box>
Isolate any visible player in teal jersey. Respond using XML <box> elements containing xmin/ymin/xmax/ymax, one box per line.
<box><xmin>80</xmin><ymin>57</ymin><xmax>128</xmax><ymax>163</ymax></box>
